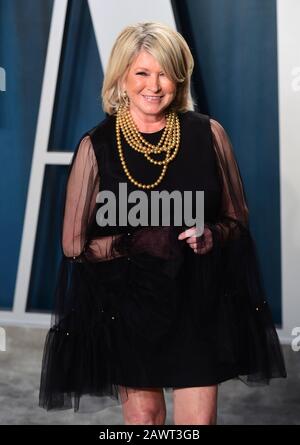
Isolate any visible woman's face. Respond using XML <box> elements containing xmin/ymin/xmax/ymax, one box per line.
<box><xmin>123</xmin><ymin>50</ymin><xmax>176</xmax><ymax>120</ymax></box>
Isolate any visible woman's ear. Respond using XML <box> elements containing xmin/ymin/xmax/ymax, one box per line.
<box><xmin>119</xmin><ymin>79</ymin><xmax>126</xmax><ymax>96</ymax></box>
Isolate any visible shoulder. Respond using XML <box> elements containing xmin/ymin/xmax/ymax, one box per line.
<box><xmin>179</xmin><ymin>111</ymin><xmax>229</xmax><ymax>141</ymax></box>
<box><xmin>209</xmin><ymin>118</ymin><xmax>228</xmax><ymax>140</ymax></box>
<box><xmin>74</xmin><ymin>114</ymin><xmax>115</xmax><ymax>157</ymax></box>
<box><xmin>179</xmin><ymin>110</ymin><xmax>210</xmax><ymax>127</ymax></box>
<box><xmin>87</xmin><ymin>114</ymin><xmax>115</xmax><ymax>144</ymax></box>
<box><xmin>179</xmin><ymin>111</ymin><xmax>214</xmax><ymax>142</ymax></box>
<box><xmin>208</xmin><ymin>119</ymin><xmax>236</xmax><ymax>163</ymax></box>
<box><xmin>209</xmin><ymin>118</ymin><xmax>232</xmax><ymax>153</ymax></box>
<box><xmin>71</xmin><ymin>134</ymin><xmax>98</xmax><ymax>170</ymax></box>
<box><xmin>180</xmin><ymin>111</ymin><xmax>228</xmax><ymax>139</ymax></box>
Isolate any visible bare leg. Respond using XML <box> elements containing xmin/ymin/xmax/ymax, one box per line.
<box><xmin>119</xmin><ymin>386</ymin><xmax>166</xmax><ymax>425</ymax></box>
<box><xmin>173</xmin><ymin>385</ymin><xmax>218</xmax><ymax>425</ymax></box>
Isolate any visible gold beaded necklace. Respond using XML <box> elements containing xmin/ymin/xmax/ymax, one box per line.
<box><xmin>116</xmin><ymin>104</ymin><xmax>180</xmax><ymax>189</ymax></box>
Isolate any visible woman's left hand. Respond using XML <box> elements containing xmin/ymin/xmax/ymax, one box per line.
<box><xmin>178</xmin><ymin>225</ymin><xmax>213</xmax><ymax>255</ymax></box>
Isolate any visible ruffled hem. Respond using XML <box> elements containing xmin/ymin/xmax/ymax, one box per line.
<box><xmin>39</xmin><ymin>227</ymin><xmax>286</xmax><ymax>413</ymax></box>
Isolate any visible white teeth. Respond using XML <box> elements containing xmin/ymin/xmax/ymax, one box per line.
<box><xmin>143</xmin><ymin>96</ymin><xmax>162</xmax><ymax>102</ymax></box>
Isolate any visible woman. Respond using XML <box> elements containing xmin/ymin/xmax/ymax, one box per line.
<box><xmin>39</xmin><ymin>22</ymin><xmax>286</xmax><ymax>425</ymax></box>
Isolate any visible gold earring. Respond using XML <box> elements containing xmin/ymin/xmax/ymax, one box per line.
<box><xmin>122</xmin><ymin>90</ymin><xmax>129</xmax><ymax>106</ymax></box>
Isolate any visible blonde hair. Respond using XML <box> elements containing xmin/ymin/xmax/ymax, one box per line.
<box><xmin>101</xmin><ymin>22</ymin><xmax>195</xmax><ymax>115</ymax></box>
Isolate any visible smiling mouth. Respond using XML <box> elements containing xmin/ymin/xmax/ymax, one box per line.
<box><xmin>142</xmin><ymin>95</ymin><xmax>163</xmax><ymax>102</ymax></box>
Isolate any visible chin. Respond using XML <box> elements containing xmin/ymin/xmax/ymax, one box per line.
<box><xmin>138</xmin><ymin>105</ymin><xmax>163</xmax><ymax>115</ymax></box>
<box><xmin>141</xmin><ymin>102</ymin><xmax>169</xmax><ymax>113</ymax></box>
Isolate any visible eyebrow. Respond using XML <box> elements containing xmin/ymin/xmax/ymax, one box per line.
<box><xmin>134</xmin><ymin>67</ymin><xmax>163</xmax><ymax>72</ymax></box>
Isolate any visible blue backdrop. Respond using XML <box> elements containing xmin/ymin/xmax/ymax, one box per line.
<box><xmin>0</xmin><ymin>0</ymin><xmax>281</xmax><ymax>324</ymax></box>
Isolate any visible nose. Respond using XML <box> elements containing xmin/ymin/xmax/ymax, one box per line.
<box><xmin>147</xmin><ymin>74</ymin><xmax>161</xmax><ymax>93</ymax></box>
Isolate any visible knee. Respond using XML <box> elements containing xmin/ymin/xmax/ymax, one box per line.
<box><xmin>124</xmin><ymin>408</ymin><xmax>166</xmax><ymax>425</ymax></box>
<box><xmin>174</xmin><ymin>412</ymin><xmax>217</xmax><ymax>425</ymax></box>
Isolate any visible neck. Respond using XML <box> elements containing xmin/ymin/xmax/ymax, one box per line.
<box><xmin>129</xmin><ymin>107</ymin><xmax>167</xmax><ymax>133</ymax></box>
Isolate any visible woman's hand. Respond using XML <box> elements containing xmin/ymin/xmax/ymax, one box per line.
<box><xmin>178</xmin><ymin>225</ymin><xmax>213</xmax><ymax>255</ymax></box>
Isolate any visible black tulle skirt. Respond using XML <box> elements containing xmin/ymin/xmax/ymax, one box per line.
<box><xmin>39</xmin><ymin>225</ymin><xmax>286</xmax><ymax>412</ymax></box>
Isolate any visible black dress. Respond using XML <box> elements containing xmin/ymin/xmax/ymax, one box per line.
<box><xmin>39</xmin><ymin>111</ymin><xmax>286</xmax><ymax>412</ymax></box>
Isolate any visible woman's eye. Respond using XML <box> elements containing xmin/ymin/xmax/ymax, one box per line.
<box><xmin>135</xmin><ymin>72</ymin><xmax>165</xmax><ymax>77</ymax></box>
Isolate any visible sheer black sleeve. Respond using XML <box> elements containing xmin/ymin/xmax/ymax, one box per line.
<box><xmin>210</xmin><ymin>119</ymin><xmax>249</xmax><ymax>245</ymax></box>
<box><xmin>61</xmin><ymin>135</ymin><xmax>127</xmax><ymax>263</ymax></box>
<box><xmin>208</xmin><ymin>119</ymin><xmax>286</xmax><ymax>383</ymax></box>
